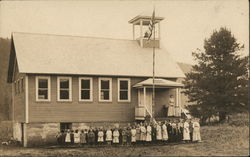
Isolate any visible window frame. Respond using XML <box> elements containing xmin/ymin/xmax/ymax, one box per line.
<box><xmin>79</xmin><ymin>77</ymin><xmax>93</xmax><ymax>102</ymax></box>
<box><xmin>35</xmin><ymin>76</ymin><xmax>51</xmax><ymax>102</ymax></box>
<box><xmin>118</xmin><ymin>78</ymin><xmax>131</xmax><ymax>102</ymax></box>
<box><xmin>57</xmin><ymin>76</ymin><xmax>72</xmax><ymax>102</ymax></box>
<box><xmin>98</xmin><ymin>77</ymin><xmax>112</xmax><ymax>102</ymax></box>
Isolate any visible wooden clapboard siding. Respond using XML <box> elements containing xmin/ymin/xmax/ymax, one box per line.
<box><xmin>28</xmin><ymin>74</ymin><xmax>146</xmax><ymax>123</ymax></box>
<box><xmin>13</xmin><ymin>62</ymin><xmax>26</xmax><ymax>122</ymax></box>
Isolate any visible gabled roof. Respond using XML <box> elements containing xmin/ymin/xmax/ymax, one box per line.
<box><xmin>133</xmin><ymin>78</ymin><xmax>184</xmax><ymax>88</ymax></box>
<box><xmin>9</xmin><ymin>32</ymin><xmax>185</xmax><ymax>80</ymax></box>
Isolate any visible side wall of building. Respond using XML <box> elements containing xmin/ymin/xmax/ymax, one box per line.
<box><xmin>28</xmin><ymin>75</ymin><xmax>147</xmax><ymax>123</ymax></box>
<box><xmin>13</xmin><ymin>62</ymin><xmax>26</xmax><ymax>122</ymax></box>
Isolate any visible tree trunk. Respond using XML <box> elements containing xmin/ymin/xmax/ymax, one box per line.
<box><xmin>219</xmin><ymin>112</ymin><xmax>227</xmax><ymax>122</ymax></box>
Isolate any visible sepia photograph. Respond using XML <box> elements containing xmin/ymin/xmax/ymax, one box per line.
<box><xmin>0</xmin><ymin>0</ymin><xmax>249</xmax><ymax>156</ymax></box>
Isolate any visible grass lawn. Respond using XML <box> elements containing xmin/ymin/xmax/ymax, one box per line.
<box><xmin>0</xmin><ymin>124</ymin><xmax>249</xmax><ymax>157</ymax></box>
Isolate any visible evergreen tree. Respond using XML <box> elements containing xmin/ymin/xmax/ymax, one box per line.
<box><xmin>184</xmin><ymin>27</ymin><xmax>249</xmax><ymax>122</ymax></box>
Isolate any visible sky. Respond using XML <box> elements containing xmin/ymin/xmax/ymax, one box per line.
<box><xmin>0</xmin><ymin>0</ymin><xmax>249</xmax><ymax>64</ymax></box>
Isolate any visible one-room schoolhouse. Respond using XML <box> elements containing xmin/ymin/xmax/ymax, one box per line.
<box><xmin>7</xmin><ymin>14</ymin><xmax>185</xmax><ymax>147</ymax></box>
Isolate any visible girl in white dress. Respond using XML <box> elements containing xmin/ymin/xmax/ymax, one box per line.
<box><xmin>183</xmin><ymin>120</ymin><xmax>191</xmax><ymax>142</ymax></box>
<box><xmin>162</xmin><ymin>122</ymin><xmax>168</xmax><ymax>142</ymax></box>
<box><xmin>97</xmin><ymin>128</ymin><xmax>104</xmax><ymax>145</ymax></box>
<box><xmin>131</xmin><ymin>126</ymin><xmax>137</xmax><ymax>144</ymax></box>
<box><xmin>146</xmin><ymin>124</ymin><xmax>152</xmax><ymax>142</ymax></box>
<box><xmin>140</xmin><ymin>123</ymin><xmax>147</xmax><ymax>144</ymax></box>
<box><xmin>156</xmin><ymin>122</ymin><xmax>162</xmax><ymax>143</ymax></box>
<box><xmin>106</xmin><ymin>128</ymin><xmax>112</xmax><ymax>145</ymax></box>
<box><xmin>74</xmin><ymin>130</ymin><xmax>81</xmax><ymax>145</ymax></box>
<box><xmin>113</xmin><ymin>128</ymin><xmax>120</xmax><ymax>145</ymax></box>
<box><xmin>65</xmin><ymin>129</ymin><xmax>71</xmax><ymax>145</ymax></box>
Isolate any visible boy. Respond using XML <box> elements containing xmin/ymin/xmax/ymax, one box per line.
<box><xmin>121</xmin><ymin>127</ymin><xmax>127</xmax><ymax>146</ymax></box>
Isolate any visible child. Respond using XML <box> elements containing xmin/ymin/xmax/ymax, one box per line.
<box><xmin>177</xmin><ymin>119</ymin><xmax>184</xmax><ymax>142</ymax></box>
<box><xmin>162</xmin><ymin>122</ymin><xmax>168</xmax><ymax>143</ymax></box>
<box><xmin>192</xmin><ymin>118</ymin><xmax>201</xmax><ymax>142</ymax></box>
<box><xmin>146</xmin><ymin>123</ymin><xmax>152</xmax><ymax>143</ymax></box>
<box><xmin>136</xmin><ymin>124</ymin><xmax>141</xmax><ymax>144</ymax></box>
<box><xmin>70</xmin><ymin>130</ymin><xmax>75</xmax><ymax>144</ymax></box>
<box><xmin>88</xmin><ymin>128</ymin><xmax>95</xmax><ymax>146</ymax></box>
<box><xmin>113</xmin><ymin>128</ymin><xmax>120</xmax><ymax>146</ymax></box>
<box><xmin>61</xmin><ymin>130</ymin><xmax>66</xmax><ymax>146</ymax></box>
<box><xmin>94</xmin><ymin>127</ymin><xmax>98</xmax><ymax>145</ymax></box>
<box><xmin>56</xmin><ymin>131</ymin><xmax>62</xmax><ymax>145</ymax></box>
<box><xmin>80</xmin><ymin>129</ymin><xmax>87</xmax><ymax>146</ymax></box>
<box><xmin>126</xmin><ymin>127</ymin><xmax>132</xmax><ymax>146</ymax></box>
<box><xmin>189</xmin><ymin>119</ymin><xmax>194</xmax><ymax>142</ymax></box>
<box><xmin>121</xmin><ymin>127</ymin><xmax>127</xmax><ymax>146</ymax></box>
<box><xmin>65</xmin><ymin>129</ymin><xmax>71</xmax><ymax>145</ymax></box>
<box><xmin>74</xmin><ymin>130</ymin><xmax>80</xmax><ymax>146</ymax></box>
<box><xmin>97</xmin><ymin>128</ymin><xmax>104</xmax><ymax>145</ymax></box>
<box><xmin>140</xmin><ymin>123</ymin><xmax>146</xmax><ymax>145</ymax></box>
<box><xmin>156</xmin><ymin>122</ymin><xmax>162</xmax><ymax>144</ymax></box>
<box><xmin>183</xmin><ymin>119</ymin><xmax>191</xmax><ymax>143</ymax></box>
<box><xmin>131</xmin><ymin>126</ymin><xmax>136</xmax><ymax>144</ymax></box>
<box><xmin>151</xmin><ymin>123</ymin><xmax>157</xmax><ymax>144</ymax></box>
<box><xmin>171</xmin><ymin>121</ymin><xmax>178</xmax><ymax>142</ymax></box>
<box><xmin>106</xmin><ymin>127</ymin><xmax>112</xmax><ymax>145</ymax></box>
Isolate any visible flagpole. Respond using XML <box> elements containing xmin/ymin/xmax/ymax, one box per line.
<box><xmin>152</xmin><ymin>13</ymin><xmax>156</xmax><ymax>120</ymax></box>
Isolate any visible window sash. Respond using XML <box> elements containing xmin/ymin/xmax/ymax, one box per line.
<box><xmin>118</xmin><ymin>78</ymin><xmax>130</xmax><ymax>102</ymax></box>
<box><xmin>57</xmin><ymin>77</ymin><xmax>72</xmax><ymax>101</ymax></box>
<box><xmin>36</xmin><ymin>76</ymin><xmax>50</xmax><ymax>101</ymax></box>
<box><xmin>99</xmin><ymin>78</ymin><xmax>112</xmax><ymax>102</ymax></box>
<box><xmin>79</xmin><ymin>77</ymin><xmax>92</xmax><ymax>101</ymax></box>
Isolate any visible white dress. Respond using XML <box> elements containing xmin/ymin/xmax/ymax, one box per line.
<box><xmin>146</xmin><ymin>125</ymin><xmax>152</xmax><ymax>142</ymax></box>
<box><xmin>140</xmin><ymin>126</ymin><xmax>146</xmax><ymax>141</ymax></box>
<box><xmin>168</xmin><ymin>98</ymin><xmax>175</xmax><ymax>116</ymax></box>
<box><xmin>98</xmin><ymin>131</ymin><xmax>104</xmax><ymax>142</ymax></box>
<box><xmin>106</xmin><ymin>130</ymin><xmax>112</xmax><ymax>141</ymax></box>
<box><xmin>65</xmin><ymin>133</ymin><xmax>71</xmax><ymax>143</ymax></box>
<box><xmin>192</xmin><ymin>122</ymin><xmax>201</xmax><ymax>141</ymax></box>
<box><xmin>183</xmin><ymin>122</ymin><xmax>190</xmax><ymax>140</ymax></box>
<box><xmin>156</xmin><ymin>124</ymin><xmax>162</xmax><ymax>140</ymax></box>
<box><xmin>113</xmin><ymin>130</ymin><xmax>119</xmax><ymax>143</ymax></box>
<box><xmin>162</xmin><ymin>124</ymin><xmax>168</xmax><ymax>141</ymax></box>
<box><xmin>131</xmin><ymin>129</ymin><xmax>136</xmax><ymax>142</ymax></box>
<box><xmin>74</xmin><ymin>132</ymin><xmax>81</xmax><ymax>143</ymax></box>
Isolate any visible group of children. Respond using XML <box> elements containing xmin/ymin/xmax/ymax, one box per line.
<box><xmin>56</xmin><ymin>118</ymin><xmax>201</xmax><ymax>147</ymax></box>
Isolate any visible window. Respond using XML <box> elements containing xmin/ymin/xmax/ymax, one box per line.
<box><xmin>118</xmin><ymin>78</ymin><xmax>131</xmax><ymax>102</ymax></box>
<box><xmin>35</xmin><ymin>76</ymin><xmax>51</xmax><ymax>101</ymax></box>
<box><xmin>57</xmin><ymin>77</ymin><xmax>72</xmax><ymax>101</ymax></box>
<box><xmin>60</xmin><ymin>123</ymin><xmax>72</xmax><ymax>131</ymax></box>
<box><xmin>99</xmin><ymin>78</ymin><xmax>112</xmax><ymax>102</ymax></box>
<box><xmin>79</xmin><ymin>77</ymin><xmax>93</xmax><ymax>101</ymax></box>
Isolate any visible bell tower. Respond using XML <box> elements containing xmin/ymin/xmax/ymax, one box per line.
<box><xmin>128</xmin><ymin>14</ymin><xmax>164</xmax><ymax>48</ymax></box>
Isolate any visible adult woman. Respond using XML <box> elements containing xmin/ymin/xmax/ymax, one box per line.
<box><xmin>192</xmin><ymin>118</ymin><xmax>201</xmax><ymax>142</ymax></box>
<box><xmin>167</xmin><ymin>95</ymin><xmax>175</xmax><ymax>117</ymax></box>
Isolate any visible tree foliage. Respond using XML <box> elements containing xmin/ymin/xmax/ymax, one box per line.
<box><xmin>183</xmin><ymin>27</ymin><xmax>249</xmax><ymax>122</ymax></box>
